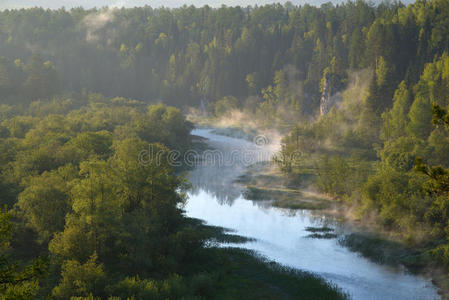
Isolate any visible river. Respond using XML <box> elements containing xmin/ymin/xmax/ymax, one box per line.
<box><xmin>184</xmin><ymin>128</ymin><xmax>440</xmax><ymax>300</ymax></box>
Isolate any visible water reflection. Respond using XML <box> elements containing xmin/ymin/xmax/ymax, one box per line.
<box><xmin>188</xmin><ymin>128</ymin><xmax>270</xmax><ymax>205</ymax></box>
<box><xmin>185</xmin><ymin>128</ymin><xmax>440</xmax><ymax>300</ymax></box>
<box><xmin>188</xmin><ymin>164</ymin><xmax>243</xmax><ymax>205</ymax></box>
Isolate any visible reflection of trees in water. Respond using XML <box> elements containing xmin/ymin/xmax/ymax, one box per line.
<box><xmin>187</xmin><ymin>130</ymin><xmax>274</xmax><ymax>205</ymax></box>
<box><xmin>188</xmin><ymin>164</ymin><xmax>245</xmax><ymax>205</ymax></box>
<box><xmin>189</xmin><ymin>182</ymin><xmax>241</xmax><ymax>205</ymax></box>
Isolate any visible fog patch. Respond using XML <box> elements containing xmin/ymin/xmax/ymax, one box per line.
<box><xmin>82</xmin><ymin>8</ymin><xmax>117</xmax><ymax>43</ymax></box>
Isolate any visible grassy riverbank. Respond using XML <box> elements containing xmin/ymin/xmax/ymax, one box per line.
<box><xmin>236</xmin><ymin>161</ymin><xmax>333</xmax><ymax>210</ymax></box>
<box><xmin>195</xmin><ymin>126</ymin><xmax>444</xmax><ymax>297</ymax></box>
<box><xmin>189</xmin><ymin>218</ymin><xmax>349</xmax><ymax>300</ymax></box>
<box><xmin>187</xmin><ymin>127</ymin><xmax>350</xmax><ymax>299</ymax></box>
<box><xmin>236</xmin><ymin>160</ymin><xmax>448</xmax><ymax>298</ymax></box>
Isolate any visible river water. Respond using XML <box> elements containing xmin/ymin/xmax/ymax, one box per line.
<box><xmin>184</xmin><ymin>128</ymin><xmax>440</xmax><ymax>300</ymax></box>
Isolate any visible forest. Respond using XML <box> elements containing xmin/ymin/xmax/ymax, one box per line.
<box><xmin>1</xmin><ymin>0</ymin><xmax>449</xmax><ymax>298</ymax></box>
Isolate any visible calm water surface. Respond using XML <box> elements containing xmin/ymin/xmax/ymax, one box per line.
<box><xmin>184</xmin><ymin>128</ymin><xmax>439</xmax><ymax>300</ymax></box>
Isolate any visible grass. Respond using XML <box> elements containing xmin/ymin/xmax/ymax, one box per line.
<box><xmin>306</xmin><ymin>233</ymin><xmax>338</xmax><ymax>239</ymax></box>
<box><xmin>206</xmin><ymin>247</ymin><xmax>349</xmax><ymax>300</ymax></box>
<box><xmin>338</xmin><ymin>232</ymin><xmax>433</xmax><ymax>271</ymax></box>
<box><xmin>189</xmin><ymin>127</ymin><xmax>440</xmax><ymax>298</ymax></box>
<box><xmin>238</xmin><ymin>162</ymin><xmax>332</xmax><ymax>210</ymax></box>
<box><xmin>243</xmin><ymin>185</ymin><xmax>331</xmax><ymax>210</ymax></box>
<box><xmin>237</xmin><ymin>160</ymin><xmax>449</xmax><ymax>297</ymax></box>
<box><xmin>187</xmin><ymin>128</ymin><xmax>349</xmax><ymax>298</ymax></box>
<box><xmin>305</xmin><ymin>227</ymin><xmax>338</xmax><ymax>239</ymax></box>
<box><xmin>196</xmin><ymin>222</ymin><xmax>257</xmax><ymax>244</ymax></box>
<box><xmin>305</xmin><ymin>226</ymin><xmax>334</xmax><ymax>233</ymax></box>
<box><xmin>186</xmin><ymin>218</ymin><xmax>349</xmax><ymax>300</ymax></box>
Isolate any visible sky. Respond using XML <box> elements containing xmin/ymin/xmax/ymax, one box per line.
<box><xmin>0</xmin><ymin>0</ymin><xmax>409</xmax><ymax>10</ymax></box>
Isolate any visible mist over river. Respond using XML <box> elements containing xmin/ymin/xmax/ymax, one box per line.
<box><xmin>184</xmin><ymin>128</ymin><xmax>440</xmax><ymax>300</ymax></box>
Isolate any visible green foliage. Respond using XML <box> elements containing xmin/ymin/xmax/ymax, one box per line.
<box><xmin>52</xmin><ymin>253</ymin><xmax>106</xmax><ymax>299</ymax></box>
<box><xmin>0</xmin><ymin>0</ymin><xmax>433</xmax><ymax>110</ymax></box>
<box><xmin>279</xmin><ymin>35</ymin><xmax>449</xmax><ymax>280</ymax></box>
<box><xmin>433</xmin><ymin>103</ymin><xmax>449</xmax><ymax>128</ymax></box>
<box><xmin>316</xmin><ymin>155</ymin><xmax>372</xmax><ymax>199</ymax></box>
<box><xmin>316</xmin><ymin>156</ymin><xmax>352</xmax><ymax>197</ymax></box>
<box><xmin>23</xmin><ymin>55</ymin><xmax>59</xmax><ymax>101</ymax></box>
<box><xmin>66</xmin><ymin>131</ymin><xmax>113</xmax><ymax>160</ymax></box>
<box><xmin>381</xmin><ymin>81</ymin><xmax>412</xmax><ymax>141</ymax></box>
<box><xmin>105</xmin><ymin>275</ymin><xmax>188</xmax><ymax>300</ymax></box>
<box><xmin>407</xmin><ymin>95</ymin><xmax>433</xmax><ymax>139</ymax></box>
<box><xmin>0</xmin><ymin>1</ymin><xmax>445</xmax><ymax>127</ymax></box>
<box><xmin>0</xmin><ymin>208</ymin><xmax>48</xmax><ymax>300</ymax></box>
<box><xmin>214</xmin><ymin>96</ymin><xmax>239</xmax><ymax>117</ymax></box>
<box><xmin>16</xmin><ymin>171</ymin><xmax>69</xmax><ymax>242</ymax></box>
<box><xmin>0</xmin><ymin>96</ymin><xmax>202</xmax><ymax>299</ymax></box>
<box><xmin>138</xmin><ymin>104</ymin><xmax>193</xmax><ymax>152</ymax></box>
<box><xmin>0</xmin><ymin>55</ymin><xmax>59</xmax><ymax>104</ymax></box>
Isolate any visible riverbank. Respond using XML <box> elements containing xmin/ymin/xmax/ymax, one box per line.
<box><xmin>236</xmin><ymin>161</ymin><xmax>333</xmax><ymax>210</ymax></box>
<box><xmin>204</xmin><ymin>126</ymin><xmax>447</xmax><ymax>296</ymax></box>
<box><xmin>236</xmin><ymin>160</ymin><xmax>448</xmax><ymax>299</ymax></box>
<box><xmin>186</xmin><ymin>129</ymin><xmax>349</xmax><ymax>299</ymax></box>
<box><xmin>187</xmin><ymin>127</ymin><xmax>441</xmax><ymax>299</ymax></box>
<box><xmin>187</xmin><ymin>218</ymin><xmax>349</xmax><ymax>300</ymax></box>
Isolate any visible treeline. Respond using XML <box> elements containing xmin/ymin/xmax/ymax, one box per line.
<box><xmin>1</xmin><ymin>0</ymin><xmax>447</xmax><ymax>116</ymax></box>
<box><xmin>280</xmin><ymin>27</ymin><xmax>449</xmax><ymax>283</ymax></box>
<box><xmin>0</xmin><ymin>95</ymin><xmax>208</xmax><ymax>298</ymax></box>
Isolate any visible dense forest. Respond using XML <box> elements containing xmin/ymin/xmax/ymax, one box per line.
<box><xmin>0</xmin><ymin>0</ymin><xmax>448</xmax><ymax>122</ymax></box>
<box><xmin>1</xmin><ymin>0</ymin><xmax>449</xmax><ymax>298</ymax></box>
<box><xmin>275</xmin><ymin>0</ymin><xmax>449</xmax><ymax>283</ymax></box>
<box><xmin>1</xmin><ymin>0</ymin><xmax>444</xmax><ymax>110</ymax></box>
<box><xmin>0</xmin><ymin>95</ymin><xmax>200</xmax><ymax>298</ymax></box>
